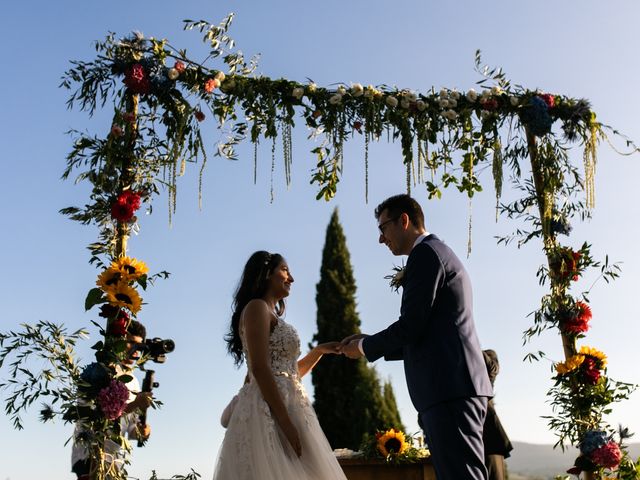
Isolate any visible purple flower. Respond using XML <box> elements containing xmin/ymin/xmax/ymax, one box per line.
<box><xmin>97</xmin><ymin>379</ymin><xmax>130</xmax><ymax>420</ymax></box>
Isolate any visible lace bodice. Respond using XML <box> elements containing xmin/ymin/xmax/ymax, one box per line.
<box><xmin>242</xmin><ymin>316</ymin><xmax>301</xmax><ymax>378</ymax></box>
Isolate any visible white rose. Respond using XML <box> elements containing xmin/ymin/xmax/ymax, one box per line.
<box><xmin>480</xmin><ymin>110</ymin><xmax>492</xmax><ymax>121</ymax></box>
<box><xmin>416</xmin><ymin>100</ymin><xmax>427</xmax><ymax>111</ymax></box>
<box><xmin>407</xmin><ymin>91</ymin><xmax>417</xmax><ymax>102</ymax></box>
<box><xmin>167</xmin><ymin>68</ymin><xmax>179</xmax><ymax>80</ymax></box>
<box><xmin>329</xmin><ymin>93</ymin><xmax>343</xmax><ymax>105</ymax></box>
<box><xmin>491</xmin><ymin>86</ymin><xmax>503</xmax><ymax>96</ymax></box>
<box><xmin>481</xmin><ymin>89</ymin><xmax>491</xmax><ymax>99</ymax></box>
<box><xmin>292</xmin><ymin>87</ymin><xmax>304</xmax><ymax>100</ymax></box>
<box><xmin>448</xmin><ymin>98</ymin><xmax>457</xmax><ymax>109</ymax></box>
<box><xmin>386</xmin><ymin>96</ymin><xmax>398</xmax><ymax>108</ymax></box>
<box><xmin>351</xmin><ymin>83</ymin><xmax>364</xmax><ymax>97</ymax></box>
<box><xmin>443</xmin><ymin>109</ymin><xmax>458</xmax><ymax>121</ymax></box>
<box><xmin>450</xmin><ymin>90</ymin><xmax>461</xmax><ymax>100</ymax></box>
<box><xmin>466</xmin><ymin>89</ymin><xmax>478</xmax><ymax>102</ymax></box>
<box><xmin>509</xmin><ymin>96</ymin><xmax>519</xmax><ymax>106</ymax></box>
<box><xmin>400</xmin><ymin>99</ymin><xmax>411</xmax><ymax>109</ymax></box>
<box><xmin>215</xmin><ymin>71</ymin><xmax>226</xmax><ymax>82</ymax></box>
<box><xmin>439</xmin><ymin>98</ymin><xmax>450</xmax><ymax>108</ymax></box>
<box><xmin>439</xmin><ymin>88</ymin><xmax>449</xmax><ymax>99</ymax></box>
<box><xmin>307</xmin><ymin>83</ymin><xmax>318</xmax><ymax>93</ymax></box>
<box><xmin>337</xmin><ymin>86</ymin><xmax>347</xmax><ymax>96</ymax></box>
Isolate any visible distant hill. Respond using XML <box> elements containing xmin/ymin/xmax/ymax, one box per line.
<box><xmin>507</xmin><ymin>441</ymin><xmax>640</xmax><ymax>480</ymax></box>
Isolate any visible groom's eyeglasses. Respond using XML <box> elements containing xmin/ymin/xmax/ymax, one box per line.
<box><xmin>378</xmin><ymin>216</ymin><xmax>400</xmax><ymax>235</ymax></box>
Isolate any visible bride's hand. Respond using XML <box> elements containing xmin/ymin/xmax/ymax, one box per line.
<box><xmin>316</xmin><ymin>341</ymin><xmax>341</xmax><ymax>355</ymax></box>
<box><xmin>280</xmin><ymin>419</ymin><xmax>302</xmax><ymax>457</ymax></box>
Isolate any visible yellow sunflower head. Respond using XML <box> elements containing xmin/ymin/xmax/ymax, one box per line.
<box><xmin>376</xmin><ymin>428</ymin><xmax>409</xmax><ymax>457</ymax></box>
<box><xmin>96</xmin><ymin>267</ymin><xmax>125</xmax><ymax>291</ymax></box>
<box><xmin>111</xmin><ymin>256</ymin><xmax>149</xmax><ymax>281</ymax></box>
<box><xmin>555</xmin><ymin>354</ymin><xmax>585</xmax><ymax>375</ymax></box>
<box><xmin>578</xmin><ymin>345</ymin><xmax>607</xmax><ymax>368</ymax></box>
<box><xmin>105</xmin><ymin>283</ymin><xmax>142</xmax><ymax>315</ymax></box>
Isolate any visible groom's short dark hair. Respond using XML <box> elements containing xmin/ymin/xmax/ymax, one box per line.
<box><xmin>375</xmin><ymin>194</ymin><xmax>425</xmax><ymax>229</ymax></box>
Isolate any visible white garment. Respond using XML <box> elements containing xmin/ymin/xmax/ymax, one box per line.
<box><xmin>71</xmin><ymin>368</ymin><xmax>141</xmax><ymax>471</ymax></box>
<box><xmin>213</xmin><ymin>317</ymin><xmax>347</xmax><ymax>480</ymax></box>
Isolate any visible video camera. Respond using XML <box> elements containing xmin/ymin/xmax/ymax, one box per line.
<box><xmin>141</xmin><ymin>337</ymin><xmax>175</xmax><ymax>363</ymax></box>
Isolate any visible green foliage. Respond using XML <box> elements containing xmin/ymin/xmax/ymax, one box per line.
<box><xmin>0</xmin><ymin>321</ymin><xmax>87</xmax><ymax>429</ymax></box>
<box><xmin>311</xmin><ymin>209</ymin><xmax>404</xmax><ymax>449</ymax></box>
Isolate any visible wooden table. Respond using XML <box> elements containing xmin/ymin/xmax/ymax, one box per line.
<box><xmin>338</xmin><ymin>457</ymin><xmax>436</xmax><ymax>480</ymax></box>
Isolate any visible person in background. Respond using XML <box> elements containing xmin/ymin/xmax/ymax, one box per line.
<box><xmin>482</xmin><ymin>349</ymin><xmax>513</xmax><ymax>480</ymax></box>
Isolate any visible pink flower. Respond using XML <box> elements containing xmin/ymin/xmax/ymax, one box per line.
<box><xmin>194</xmin><ymin>110</ymin><xmax>206</xmax><ymax>122</ymax></box>
<box><xmin>97</xmin><ymin>380</ymin><xmax>130</xmax><ymax>420</ymax></box>
<box><xmin>174</xmin><ymin>60</ymin><xmax>186</xmax><ymax>73</ymax></box>
<box><xmin>123</xmin><ymin>112</ymin><xmax>136</xmax><ymax>123</ymax></box>
<box><xmin>110</xmin><ymin>125</ymin><xmax>124</xmax><ymax>138</ymax></box>
<box><xmin>204</xmin><ymin>78</ymin><xmax>220</xmax><ymax>93</ymax></box>
<box><xmin>123</xmin><ymin>63</ymin><xmax>150</xmax><ymax>94</ymax></box>
<box><xmin>480</xmin><ymin>98</ymin><xmax>498</xmax><ymax>111</ymax></box>
<box><xmin>590</xmin><ymin>441</ymin><xmax>622</xmax><ymax>469</ymax></box>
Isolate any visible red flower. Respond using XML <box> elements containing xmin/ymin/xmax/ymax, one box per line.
<box><xmin>353</xmin><ymin>121</ymin><xmax>363</xmax><ymax>133</ymax></box>
<box><xmin>110</xmin><ymin>191</ymin><xmax>141</xmax><ymax>223</ymax></box>
<box><xmin>194</xmin><ymin>110</ymin><xmax>206</xmax><ymax>122</ymax></box>
<box><xmin>119</xmin><ymin>190</ymin><xmax>141</xmax><ymax>210</ymax></box>
<box><xmin>480</xmin><ymin>98</ymin><xmax>498</xmax><ymax>110</ymax></box>
<box><xmin>123</xmin><ymin>112</ymin><xmax>136</xmax><ymax>123</ymax></box>
<box><xmin>111</xmin><ymin>202</ymin><xmax>135</xmax><ymax>223</ymax></box>
<box><xmin>540</xmin><ymin>94</ymin><xmax>556</xmax><ymax>108</ymax></box>
<box><xmin>582</xmin><ymin>357</ymin><xmax>601</xmax><ymax>384</ymax></box>
<box><xmin>123</xmin><ymin>63</ymin><xmax>150</xmax><ymax>94</ymax></box>
<box><xmin>590</xmin><ymin>441</ymin><xmax>622</xmax><ymax>469</ymax></box>
<box><xmin>174</xmin><ymin>60</ymin><xmax>186</xmax><ymax>73</ymax></box>
<box><xmin>563</xmin><ymin>301</ymin><xmax>592</xmax><ymax>334</ymax></box>
<box><xmin>108</xmin><ymin>311</ymin><xmax>129</xmax><ymax>336</ymax></box>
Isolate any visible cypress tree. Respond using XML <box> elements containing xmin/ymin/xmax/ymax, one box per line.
<box><xmin>312</xmin><ymin>208</ymin><xmax>403</xmax><ymax>449</ymax></box>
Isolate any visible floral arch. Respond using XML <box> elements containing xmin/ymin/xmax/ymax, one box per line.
<box><xmin>1</xmin><ymin>14</ymin><xmax>638</xmax><ymax>480</ymax></box>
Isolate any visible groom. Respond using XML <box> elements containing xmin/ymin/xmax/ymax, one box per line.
<box><xmin>341</xmin><ymin>194</ymin><xmax>493</xmax><ymax>480</ymax></box>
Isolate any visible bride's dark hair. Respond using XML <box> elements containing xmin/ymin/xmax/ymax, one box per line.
<box><xmin>226</xmin><ymin>250</ymin><xmax>285</xmax><ymax>365</ymax></box>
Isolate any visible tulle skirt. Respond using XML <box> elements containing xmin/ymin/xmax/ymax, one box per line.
<box><xmin>213</xmin><ymin>375</ymin><xmax>347</xmax><ymax>480</ymax></box>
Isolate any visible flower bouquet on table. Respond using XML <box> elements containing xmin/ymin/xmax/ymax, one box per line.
<box><xmin>359</xmin><ymin>428</ymin><xmax>430</xmax><ymax>465</ymax></box>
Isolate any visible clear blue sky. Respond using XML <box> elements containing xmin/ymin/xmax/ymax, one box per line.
<box><xmin>1</xmin><ymin>1</ymin><xmax>639</xmax><ymax>478</ymax></box>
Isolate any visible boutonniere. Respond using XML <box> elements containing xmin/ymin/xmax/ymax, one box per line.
<box><xmin>384</xmin><ymin>263</ymin><xmax>406</xmax><ymax>293</ymax></box>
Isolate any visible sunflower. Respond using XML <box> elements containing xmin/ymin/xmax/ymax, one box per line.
<box><xmin>578</xmin><ymin>345</ymin><xmax>607</xmax><ymax>368</ymax></box>
<box><xmin>96</xmin><ymin>267</ymin><xmax>125</xmax><ymax>291</ymax></box>
<box><xmin>111</xmin><ymin>256</ymin><xmax>149</xmax><ymax>281</ymax></box>
<box><xmin>105</xmin><ymin>283</ymin><xmax>142</xmax><ymax>315</ymax></box>
<box><xmin>555</xmin><ymin>354</ymin><xmax>585</xmax><ymax>375</ymax></box>
<box><xmin>376</xmin><ymin>428</ymin><xmax>409</xmax><ymax>457</ymax></box>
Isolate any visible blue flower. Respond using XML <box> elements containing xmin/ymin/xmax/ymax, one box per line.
<box><xmin>580</xmin><ymin>430</ymin><xmax>609</xmax><ymax>455</ymax></box>
<box><xmin>80</xmin><ymin>362</ymin><xmax>110</xmax><ymax>389</ymax></box>
<box><xmin>520</xmin><ymin>96</ymin><xmax>554</xmax><ymax>137</ymax></box>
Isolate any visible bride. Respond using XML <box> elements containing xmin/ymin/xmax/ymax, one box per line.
<box><xmin>213</xmin><ymin>251</ymin><xmax>348</xmax><ymax>480</ymax></box>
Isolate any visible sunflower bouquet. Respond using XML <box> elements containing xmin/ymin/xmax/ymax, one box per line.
<box><xmin>360</xmin><ymin>428</ymin><xmax>430</xmax><ymax>464</ymax></box>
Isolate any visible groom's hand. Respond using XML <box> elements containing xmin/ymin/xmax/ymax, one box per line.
<box><xmin>339</xmin><ymin>333</ymin><xmax>368</xmax><ymax>346</ymax></box>
<box><xmin>341</xmin><ymin>339</ymin><xmax>365</xmax><ymax>359</ymax></box>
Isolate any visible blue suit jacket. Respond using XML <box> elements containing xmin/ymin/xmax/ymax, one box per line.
<box><xmin>363</xmin><ymin>234</ymin><xmax>492</xmax><ymax>411</ymax></box>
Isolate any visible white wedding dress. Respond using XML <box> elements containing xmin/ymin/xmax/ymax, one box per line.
<box><xmin>213</xmin><ymin>317</ymin><xmax>347</xmax><ymax>480</ymax></box>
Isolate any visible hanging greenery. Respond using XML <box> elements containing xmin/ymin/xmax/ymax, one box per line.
<box><xmin>1</xmin><ymin>14</ymin><xmax>638</xmax><ymax>479</ymax></box>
